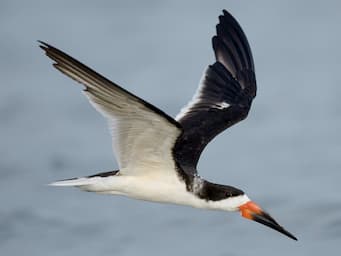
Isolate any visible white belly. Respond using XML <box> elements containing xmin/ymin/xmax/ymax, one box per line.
<box><xmin>84</xmin><ymin>174</ymin><xmax>249</xmax><ymax>211</ymax></box>
<box><xmin>103</xmin><ymin>175</ymin><xmax>205</xmax><ymax>207</ymax></box>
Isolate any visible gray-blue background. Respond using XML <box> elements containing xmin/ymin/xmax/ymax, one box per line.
<box><xmin>1</xmin><ymin>0</ymin><xmax>340</xmax><ymax>255</ymax></box>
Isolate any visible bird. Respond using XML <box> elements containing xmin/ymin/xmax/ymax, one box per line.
<box><xmin>39</xmin><ymin>9</ymin><xmax>297</xmax><ymax>241</ymax></box>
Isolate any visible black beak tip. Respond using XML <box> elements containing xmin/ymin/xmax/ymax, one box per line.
<box><xmin>280</xmin><ymin>227</ymin><xmax>298</xmax><ymax>241</ymax></box>
<box><xmin>252</xmin><ymin>212</ymin><xmax>298</xmax><ymax>241</ymax></box>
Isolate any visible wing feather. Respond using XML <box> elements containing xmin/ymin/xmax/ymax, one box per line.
<box><xmin>40</xmin><ymin>42</ymin><xmax>182</xmax><ymax>177</ymax></box>
<box><xmin>174</xmin><ymin>10</ymin><xmax>257</xmax><ymax>173</ymax></box>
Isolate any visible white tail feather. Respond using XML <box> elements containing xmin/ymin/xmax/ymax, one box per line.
<box><xmin>48</xmin><ymin>176</ymin><xmax>121</xmax><ymax>193</ymax></box>
<box><xmin>49</xmin><ymin>177</ymin><xmax>97</xmax><ymax>187</ymax></box>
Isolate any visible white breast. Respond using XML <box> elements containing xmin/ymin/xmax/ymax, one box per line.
<box><xmin>84</xmin><ymin>171</ymin><xmax>250</xmax><ymax>212</ymax></box>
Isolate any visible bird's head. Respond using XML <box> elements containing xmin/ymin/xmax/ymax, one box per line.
<box><xmin>238</xmin><ymin>200</ymin><xmax>297</xmax><ymax>240</ymax></box>
<box><xmin>199</xmin><ymin>181</ymin><xmax>297</xmax><ymax>240</ymax></box>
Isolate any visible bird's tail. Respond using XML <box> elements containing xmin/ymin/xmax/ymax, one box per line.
<box><xmin>49</xmin><ymin>177</ymin><xmax>96</xmax><ymax>187</ymax></box>
<box><xmin>48</xmin><ymin>170</ymin><xmax>119</xmax><ymax>191</ymax></box>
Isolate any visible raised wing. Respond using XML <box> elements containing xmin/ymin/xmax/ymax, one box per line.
<box><xmin>173</xmin><ymin>10</ymin><xmax>257</xmax><ymax>173</ymax></box>
<box><xmin>40</xmin><ymin>42</ymin><xmax>182</xmax><ymax>177</ymax></box>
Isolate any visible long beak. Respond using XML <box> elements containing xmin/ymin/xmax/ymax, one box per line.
<box><xmin>239</xmin><ymin>201</ymin><xmax>297</xmax><ymax>241</ymax></box>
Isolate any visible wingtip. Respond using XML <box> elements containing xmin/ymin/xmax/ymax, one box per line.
<box><xmin>222</xmin><ymin>9</ymin><xmax>232</xmax><ymax>18</ymax></box>
<box><xmin>38</xmin><ymin>40</ymin><xmax>49</xmax><ymax>51</ymax></box>
<box><xmin>37</xmin><ymin>40</ymin><xmax>48</xmax><ymax>46</ymax></box>
<box><xmin>220</xmin><ymin>9</ymin><xmax>239</xmax><ymax>26</ymax></box>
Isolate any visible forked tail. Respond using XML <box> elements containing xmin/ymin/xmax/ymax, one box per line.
<box><xmin>49</xmin><ymin>170</ymin><xmax>119</xmax><ymax>190</ymax></box>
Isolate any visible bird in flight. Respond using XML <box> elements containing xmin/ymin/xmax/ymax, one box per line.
<box><xmin>40</xmin><ymin>9</ymin><xmax>297</xmax><ymax>240</ymax></box>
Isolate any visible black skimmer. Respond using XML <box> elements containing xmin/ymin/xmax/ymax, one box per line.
<box><xmin>39</xmin><ymin>10</ymin><xmax>297</xmax><ymax>240</ymax></box>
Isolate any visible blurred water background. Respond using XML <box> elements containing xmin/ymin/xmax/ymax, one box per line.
<box><xmin>1</xmin><ymin>0</ymin><xmax>340</xmax><ymax>255</ymax></box>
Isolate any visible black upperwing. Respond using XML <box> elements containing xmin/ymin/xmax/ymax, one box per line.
<box><xmin>173</xmin><ymin>10</ymin><xmax>257</xmax><ymax>174</ymax></box>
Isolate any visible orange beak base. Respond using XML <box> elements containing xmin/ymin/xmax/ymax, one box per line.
<box><xmin>239</xmin><ymin>201</ymin><xmax>297</xmax><ymax>241</ymax></box>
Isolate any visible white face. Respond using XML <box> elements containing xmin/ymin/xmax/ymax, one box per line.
<box><xmin>205</xmin><ymin>194</ymin><xmax>251</xmax><ymax>212</ymax></box>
